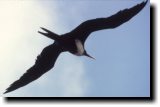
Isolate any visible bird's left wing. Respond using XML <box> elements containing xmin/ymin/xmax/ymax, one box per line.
<box><xmin>4</xmin><ymin>43</ymin><xmax>62</xmax><ymax>94</ymax></box>
<box><xmin>70</xmin><ymin>0</ymin><xmax>148</xmax><ymax>43</ymax></box>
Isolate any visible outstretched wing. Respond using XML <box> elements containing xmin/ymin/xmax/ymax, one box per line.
<box><xmin>71</xmin><ymin>0</ymin><xmax>148</xmax><ymax>43</ymax></box>
<box><xmin>4</xmin><ymin>43</ymin><xmax>62</xmax><ymax>94</ymax></box>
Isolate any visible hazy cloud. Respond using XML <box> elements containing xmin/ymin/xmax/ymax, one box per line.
<box><xmin>0</xmin><ymin>1</ymin><xmax>89</xmax><ymax>97</ymax></box>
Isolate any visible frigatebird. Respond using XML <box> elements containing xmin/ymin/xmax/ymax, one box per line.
<box><xmin>4</xmin><ymin>0</ymin><xmax>148</xmax><ymax>94</ymax></box>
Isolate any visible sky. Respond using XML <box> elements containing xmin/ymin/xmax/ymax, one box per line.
<box><xmin>0</xmin><ymin>0</ymin><xmax>150</xmax><ymax>97</ymax></box>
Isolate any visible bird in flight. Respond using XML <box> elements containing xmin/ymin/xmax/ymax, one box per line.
<box><xmin>4</xmin><ymin>0</ymin><xmax>148</xmax><ymax>94</ymax></box>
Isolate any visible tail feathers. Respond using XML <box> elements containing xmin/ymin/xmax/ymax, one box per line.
<box><xmin>38</xmin><ymin>27</ymin><xmax>60</xmax><ymax>41</ymax></box>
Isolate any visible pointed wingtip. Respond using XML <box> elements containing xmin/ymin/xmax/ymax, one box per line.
<box><xmin>3</xmin><ymin>83</ymin><xmax>20</xmax><ymax>94</ymax></box>
<box><xmin>3</xmin><ymin>90</ymin><xmax>9</xmax><ymax>94</ymax></box>
<box><xmin>3</xmin><ymin>86</ymin><xmax>13</xmax><ymax>94</ymax></box>
<box><xmin>138</xmin><ymin>0</ymin><xmax>148</xmax><ymax>7</ymax></box>
<box><xmin>143</xmin><ymin>0</ymin><xmax>149</xmax><ymax>6</ymax></box>
<box><xmin>142</xmin><ymin>0</ymin><xmax>149</xmax><ymax>10</ymax></box>
<box><xmin>3</xmin><ymin>92</ymin><xmax>7</xmax><ymax>94</ymax></box>
<box><xmin>144</xmin><ymin>0</ymin><xmax>149</xmax><ymax>4</ymax></box>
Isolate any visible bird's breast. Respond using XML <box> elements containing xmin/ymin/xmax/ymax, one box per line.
<box><xmin>74</xmin><ymin>39</ymin><xmax>84</xmax><ymax>56</ymax></box>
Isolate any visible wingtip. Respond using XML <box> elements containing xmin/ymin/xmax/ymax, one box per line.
<box><xmin>135</xmin><ymin>0</ymin><xmax>148</xmax><ymax>11</ymax></box>
<box><xmin>143</xmin><ymin>0</ymin><xmax>149</xmax><ymax>5</ymax></box>
<box><xmin>3</xmin><ymin>92</ymin><xmax>7</xmax><ymax>94</ymax></box>
<box><xmin>3</xmin><ymin>86</ymin><xmax>13</xmax><ymax>94</ymax></box>
<box><xmin>3</xmin><ymin>90</ymin><xmax>9</xmax><ymax>94</ymax></box>
<box><xmin>145</xmin><ymin>0</ymin><xmax>149</xmax><ymax>4</ymax></box>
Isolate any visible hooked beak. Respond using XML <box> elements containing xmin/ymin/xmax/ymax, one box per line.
<box><xmin>84</xmin><ymin>52</ymin><xmax>95</xmax><ymax>60</ymax></box>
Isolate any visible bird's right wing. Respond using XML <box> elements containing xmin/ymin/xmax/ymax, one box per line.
<box><xmin>4</xmin><ymin>43</ymin><xmax>62</xmax><ymax>94</ymax></box>
<box><xmin>71</xmin><ymin>0</ymin><xmax>148</xmax><ymax>43</ymax></box>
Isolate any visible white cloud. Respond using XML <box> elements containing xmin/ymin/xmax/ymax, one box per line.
<box><xmin>0</xmin><ymin>1</ymin><xmax>89</xmax><ymax>97</ymax></box>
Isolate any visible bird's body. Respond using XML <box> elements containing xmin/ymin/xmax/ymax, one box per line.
<box><xmin>4</xmin><ymin>0</ymin><xmax>148</xmax><ymax>94</ymax></box>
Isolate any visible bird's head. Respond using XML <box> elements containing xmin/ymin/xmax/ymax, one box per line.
<box><xmin>83</xmin><ymin>51</ymin><xmax>95</xmax><ymax>60</ymax></box>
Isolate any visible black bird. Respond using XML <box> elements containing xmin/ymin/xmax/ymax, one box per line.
<box><xmin>4</xmin><ymin>0</ymin><xmax>148</xmax><ymax>94</ymax></box>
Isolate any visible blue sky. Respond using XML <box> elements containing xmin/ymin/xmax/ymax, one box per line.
<box><xmin>0</xmin><ymin>0</ymin><xmax>150</xmax><ymax>97</ymax></box>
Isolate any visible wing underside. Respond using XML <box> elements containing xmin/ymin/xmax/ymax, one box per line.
<box><xmin>4</xmin><ymin>43</ymin><xmax>62</xmax><ymax>94</ymax></box>
<box><xmin>71</xmin><ymin>0</ymin><xmax>148</xmax><ymax>43</ymax></box>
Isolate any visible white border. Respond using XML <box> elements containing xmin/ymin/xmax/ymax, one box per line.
<box><xmin>0</xmin><ymin>0</ymin><xmax>158</xmax><ymax>106</ymax></box>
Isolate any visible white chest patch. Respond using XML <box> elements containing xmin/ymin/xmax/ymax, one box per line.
<box><xmin>75</xmin><ymin>39</ymin><xmax>84</xmax><ymax>56</ymax></box>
